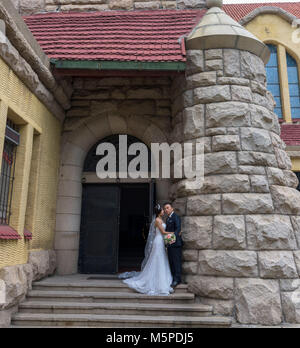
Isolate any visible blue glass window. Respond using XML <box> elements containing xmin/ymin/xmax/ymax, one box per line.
<box><xmin>286</xmin><ymin>52</ymin><xmax>300</xmax><ymax>119</ymax></box>
<box><xmin>266</xmin><ymin>44</ymin><xmax>283</xmax><ymax>118</ymax></box>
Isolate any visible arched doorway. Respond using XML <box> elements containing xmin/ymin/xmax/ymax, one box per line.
<box><xmin>78</xmin><ymin>134</ymin><xmax>156</xmax><ymax>274</ymax></box>
<box><xmin>55</xmin><ymin>114</ymin><xmax>171</xmax><ymax>275</ymax></box>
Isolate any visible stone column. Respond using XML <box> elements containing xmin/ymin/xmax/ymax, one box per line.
<box><xmin>277</xmin><ymin>44</ymin><xmax>292</xmax><ymax>123</ymax></box>
<box><xmin>0</xmin><ymin>100</ymin><xmax>8</xmax><ymax>175</ymax></box>
<box><xmin>25</xmin><ymin>133</ymin><xmax>42</xmax><ymax>243</ymax></box>
<box><xmin>170</xmin><ymin>0</ymin><xmax>300</xmax><ymax>326</ymax></box>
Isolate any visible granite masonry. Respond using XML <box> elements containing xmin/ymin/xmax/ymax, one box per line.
<box><xmin>0</xmin><ymin>250</ymin><xmax>56</xmax><ymax>327</ymax></box>
<box><xmin>11</xmin><ymin>0</ymin><xmax>206</xmax><ymax>14</ymax></box>
<box><xmin>168</xmin><ymin>4</ymin><xmax>300</xmax><ymax>325</ymax></box>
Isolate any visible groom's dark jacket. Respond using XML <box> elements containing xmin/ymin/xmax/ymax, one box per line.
<box><xmin>165</xmin><ymin>212</ymin><xmax>183</xmax><ymax>248</ymax></box>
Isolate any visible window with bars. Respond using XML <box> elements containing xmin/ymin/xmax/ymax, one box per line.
<box><xmin>0</xmin><ymin>119</ymin><xmax>20</xmax><ymax>225</ymax></box>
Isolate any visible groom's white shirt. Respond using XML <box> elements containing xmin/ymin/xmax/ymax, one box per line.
<box><xmin>167</xmin><ymin>211</ymin><xmax>174</xmax><ymax>223</ymax></box>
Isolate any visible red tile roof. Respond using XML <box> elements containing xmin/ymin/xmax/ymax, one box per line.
<box><xmin>23</xmin><ymin>3</ymin><xmax>300</xmax><ymax>63</ymax></box>
<box><xmin>24</xmin><ymin>228</ymin><xmax>32</xmax><ymax>240</ymax></box>
<box><xmin>23</xmin><ymin>5</ymin><xmax>300</xmax><ymax>146</ymax></box>
<box><xmin>223</xmin><ymin>2</ymin><xmax>300</xmax><ymax>22</ymax></box>
<box><xmin>0</xmin><ymin>225</ymin><xmax>21</xmax><ymax>240</ymax></box>
<box><xmin>281</xmin><ymin>124</ymin><xmax>300</xmax><ymax>146</ymax></box>
<box><xmin>23</xmin><ymin>10</ymin><xmax>205</xmax><ymax>62</ymax></box>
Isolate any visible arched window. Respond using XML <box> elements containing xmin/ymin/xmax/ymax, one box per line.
<box><xmin>286</xmin><ymin>52</ymin><xmax>300</xmax><ymax>119</ymax></box>
<box><xmin>265</xmin><ymin>44</ymin><xmax>283</xmax><ymax>118</ymax></box>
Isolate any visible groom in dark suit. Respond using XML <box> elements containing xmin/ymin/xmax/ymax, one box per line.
<box><xmin>164</xmin><ymin>202</ymin><xmax>183</xmax><ymax>288</ymax></box>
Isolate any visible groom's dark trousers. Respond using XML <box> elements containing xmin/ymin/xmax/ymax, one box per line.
<box><xmin>166</xmin><ymin>212</ymin><xmax>183</xmax><ymax>283</ymax></box>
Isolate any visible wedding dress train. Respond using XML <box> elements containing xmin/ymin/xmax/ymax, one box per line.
<box><xmin>118</xmin><ymin>222</ymin><xmax>174</xmax><ymax>296</ymax></box>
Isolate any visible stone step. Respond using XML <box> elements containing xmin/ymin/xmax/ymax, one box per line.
<box><xmin>11</xmin><ymin>313</ymin><xmax>232</xmax><ymax>328</ymax></box>
<box><xmin>18</xmin><ymin>301</ymin><xmax>212</xmax><ymax>317</ymax></box>
<box><xmin>32</xmin><ymin>280</ymin><xmax>189</xmax><ymax>294</ymax></box>
<box><xmin>26</xmin><ymin>290</ymin><xmax>195</xmax><ymax>304</ymax></box>
<box><xmin>10</xmin><ymin>326</ymin><xmax>76</xmax><ymax>328</ymax></box>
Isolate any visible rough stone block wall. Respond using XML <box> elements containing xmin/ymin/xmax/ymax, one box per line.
<box><xmin>12</xmin><ymin>0</ymin><xmax>206</xmax><ymax>14</ymax></box>
<box><xmin>63</xmin><ymin>76</ymin><xmax>173</xmax><ymax>135</ymax></box>
<box><xmin>0</xmin><ymin>250</ymin><xmax>56</xmax><ymax>327</ymax></box>
<box><xmin>170</xmin><ymin>48</ymin><xmax>300</xmax><ymax>325</ymax></box>
<box><xmin>56</xmin><ymin>75</ymin><xmax>174</xmax><ymax>275</ymax></box>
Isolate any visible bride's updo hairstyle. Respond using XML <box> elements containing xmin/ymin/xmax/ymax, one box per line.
<box><xmin>154</xmin><ymin>203</ymin><xmax>163</xmax><ymax>217</ymax></box>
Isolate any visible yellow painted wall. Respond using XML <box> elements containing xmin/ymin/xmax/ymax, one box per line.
<box><xmin>245</xmin><ymin>14</ymin><xmax>300</xmax><ymax>61</ymax></box>
<box><xmin>245</xmin><ymin>14</ymin><xmax>300</xmax><ymax>123</ymax></box>
<box><xmin>0</xmin><ymin>56</ymin><xmax>62</xmax><ymax>268</ymax></box>
<box><xmin>292</xmin><ymin>158</ymin><xmax>300</xmax><ymax>172</ymax></box>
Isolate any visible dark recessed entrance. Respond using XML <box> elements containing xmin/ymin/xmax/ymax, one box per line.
<box><xmin>79</xmin><ymin>134</ymin><xmax>155</xmax><ymax>274</ymax></box>
<box><xmin>118</xmin><ymin>183</ymin><xmax>151</xmax><ymax>272</ymax></box>
<box><xmin>78</xmin><ymin>182</ymin><xmax>155</xmax><ymax>274</ymax></box>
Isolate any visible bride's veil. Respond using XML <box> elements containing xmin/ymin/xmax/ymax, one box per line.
<box><xmin>118</xmin><ymin>214</ymin><xmax>156</xmax><ymax>279</ymax></box>
<box><xmin>141</xmin><ymin>214</ymin><xmax>156</xmax><ymax>271</ymax></box>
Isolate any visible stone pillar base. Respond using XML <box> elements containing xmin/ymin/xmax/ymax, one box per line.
<box><xmin>0</xmin><ymin>249</ymin><xmax>56</xmax><ymax>327</ymax></box>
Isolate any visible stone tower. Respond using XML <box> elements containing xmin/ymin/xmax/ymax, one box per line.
<box><xmin>171</xmin><ymin>0</ymin><xmax>300</xmax><ymax>325</ymax></box>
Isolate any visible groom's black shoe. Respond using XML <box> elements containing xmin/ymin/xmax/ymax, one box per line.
<box><xmin>171</xmin><ymin>281</ymin><xmax>181</xmax><ymax>288</ymax></box>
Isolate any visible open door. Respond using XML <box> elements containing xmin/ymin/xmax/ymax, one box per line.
<box><xmin>140</xmin><ymin>180</ymin><xmax>156</xmax><ymax>251</ymax></box>
<box><xmin>148</xmin><ymin>179</ymin><xmax>156</xmax><ymax>223</ymax></box>
<box><xmin>118</xmin><ymin>183</ymin><xmax>150</xmax><ymax>271</ymax></box>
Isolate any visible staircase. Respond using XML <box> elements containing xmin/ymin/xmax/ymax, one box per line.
<box><xmin>11</xmin><ymin>275</ymin><xmax>232</xmax><ymax>328</ymax></box>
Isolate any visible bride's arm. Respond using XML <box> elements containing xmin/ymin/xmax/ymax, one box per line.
<box><xmin>155</xmin><ymin>219</ymin><xmax>174</xmax><ymax>235</ymax></box>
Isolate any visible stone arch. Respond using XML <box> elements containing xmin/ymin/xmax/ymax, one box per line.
<box><xmin>55</xmin><ymin>114</ymin><xmax>170</xmax><ymax>275</ymax></box>
<box><xmin>264</xmin><ymin>39</ymin><xmax>300</xmax><ymax>65</ymax></box>
<box><xmin>284</xmin><ymin>46</ymin><xmax>300</xmax><ymax>71</ymax></box>
<box><xmin>240</xmin><ymin>6</ymin><xmax>298</xmax><ymax>26</ymax></box>
<box><xmin>262</xmin><ymin>39</ymin><xmax>300</xmax><ymax>122</ymax></box>
<box><xmin>242</xmin><ymin>12</ymin><xmax>300</xmax><ymax>70</ymax></box>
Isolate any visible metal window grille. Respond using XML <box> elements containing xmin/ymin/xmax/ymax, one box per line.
<box><xmin>0</xmin><ymin>120</ymin><xmax>20</xmax><ymax>225</ymax></box>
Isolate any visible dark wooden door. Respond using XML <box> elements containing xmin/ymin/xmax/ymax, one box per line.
<box><xmin>79</xmin><ymin>184</ymin><xmax>120</xmax><ymax>274</ymax></box>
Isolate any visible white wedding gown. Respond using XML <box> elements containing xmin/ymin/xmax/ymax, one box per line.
<box><xmin>120</xmin><ymin>222</ymin><xmax>174</xmax><ymax>296</ymax></box>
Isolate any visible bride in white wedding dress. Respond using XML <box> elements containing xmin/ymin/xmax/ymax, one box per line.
<box><xmin>118</xmin><ymin>204</ymin><xmax>174</xmax><ymax>296</ymax></box>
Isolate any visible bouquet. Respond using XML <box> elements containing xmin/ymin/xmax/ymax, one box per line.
<box><xmin>164</xmin><ymin>233</ymin><xmax>176</xmax><ymax>246</ymax></box>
